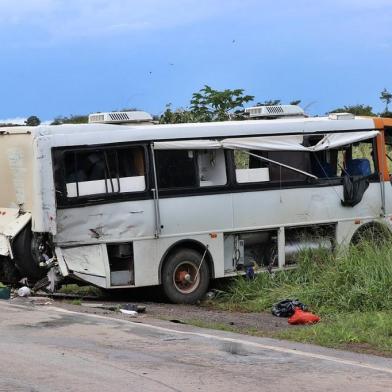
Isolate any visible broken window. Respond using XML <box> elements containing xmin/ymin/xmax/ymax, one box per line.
<box><xmin>310</xmin><ymin>140</ymin><xmax>377</xmax><ymax>179</ymax></box>
<box><xmin>63</xmin><ymin>146</ymin><xmax>146</xmax><ymax>198</ymax></box>
<box><xmin>234</xmin><ymin>150</ymin><xmax>312</xmax><ymax>184</ymax></box>
<box><xmin>384</xmin><ymin>127</ymin><xmax>392</xmax><ymax>174</ymax></box>
<box><xmin>155</xmin><ymin>149</ymin><xmax>227</xmax><ymax>189</ymax></box>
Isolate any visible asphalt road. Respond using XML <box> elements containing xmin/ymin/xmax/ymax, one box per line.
<box><xmin>0</xmin><ymin>301</ymin><xmax>391</xmax><ymax>392</ymax></box>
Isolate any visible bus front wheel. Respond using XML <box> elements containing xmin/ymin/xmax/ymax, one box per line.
<box><xmin>162</xmin><ymin>248</ymin><xmax>209</xmax><ymax>304</ymax></box>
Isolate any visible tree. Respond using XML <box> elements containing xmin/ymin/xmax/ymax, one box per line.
<box><xmin>380</xmin><ymin>88</ymin><xmax>392</xmax><ymax>113</ymax></box>
<box><xmin>51</xmin><ymin>114</ymin><xmax>88</xmax><ymax>125</ymax></box>
<box><xmin>160</xmin><ymin>86</ymin><xmax>254</xmax><ymax>124</ymax></box>
<box><xmin>328</xmin><ymin>104</ymin><xmax>376</xmax><ymax>116</ymax></box>
<box><xmin>190</xmin><ymin>85</ymin><xmax>254</xmax><ymax>122</ymax></box>
<box><xmin>159</xmin><ymin>104</ymin><xmax>196</xmax><ymax>124</ymax></box>
<box><xmin>380</xmin><ymin>110</ymin><xmax>392</xmax><ymax>118</ymax></box>
<box><xmin>25</xmin><ymin>115</ymin><xmax>41</xmax><ymax>126</ymax></box>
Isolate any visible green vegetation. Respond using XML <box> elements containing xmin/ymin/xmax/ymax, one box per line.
<box><xmin>217</xmin><ymin>242</ymin><xmax>392</xmax><ymax>355</ymax></box>
<box><xmin>51</xmin><ymin>114</ymin><xmax>88</xmax><ymax>125</ymax></box>
<box><xmin>160</xmin><ymin>85</ymin><xmax>254</xmax><ymax>123</ymax></box>
<box><xmin>220</xmin><ymin>243</ymin><xmax>392</xmax><ymax>314</ymax></box>
<box><xmin>329</xmin><ymin>104</ymin><xmax>376</xmax><ymax>116</ymax></box>
<box><xmin>25</xmin><ymin>115</ymin><xmax>41</xmax><ymax>126</ymax></box>
<box><xmin>70</xmin><ymin>299</ymin><xmax>82</xmax><ymax>306</ymax></box>
<box><xmin>277</xmin><ymin>311</ymin><xmax>392</xmax><ymax>355</ymax></box>
<box><xmin>58</xmin><ymin>284</ymin><xmax>103</xmax><ymax>297</ymax></box>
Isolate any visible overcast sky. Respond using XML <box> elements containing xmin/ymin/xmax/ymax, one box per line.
<box><xmin>0</xmin><ymin>0</ymin><xmax>391</xmax><ymax>122</ymax></box>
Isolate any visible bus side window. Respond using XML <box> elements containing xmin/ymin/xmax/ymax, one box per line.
<box><xmin>155</xmin><ymin>150</ymin><xmax>198</xmax><ymax>189</ymax></box>
<box><xmin>64</xmin><ymin>146</ymin><xmax>146</xmax><ymax>198</ymax></box>
<box><xmin>348</xmin><ymin>142</ymin><xmax>376</xmax><ymax>176</ymax></box>
<box><xmin>234</xmin><ymin>150</ymin><xmax>311</xmax><ymax>184</ymax></box>
<box><xmin>197</xmin><ymin>150</ymin><xmax>227</xmax><ymax>187</ymax></box>
<box><xmin>155</xmin><ymin>149</ymin><xmax>227</xmax><ymax>189</ymax></box>
<box><xmin>234</xmin><ymin>150</ymin><xmax>270</xmax><ymax>183</ymax></box>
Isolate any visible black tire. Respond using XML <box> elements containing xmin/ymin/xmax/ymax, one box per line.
<box><xmin>0</xmin><ymin>257</ymin><xmax>21</xmax><ymax>285</ymax></box>
<box><xmin>162</xmin><ymin>248</ymin><xmax>209</xmax><ymax>304</ymax></box>
<box><xmin>12</xmin><ymin>224</ymin><xmax>45</xmax><ymax>282</ymax></box>
<box><xmin>351</xmin><ymin>223</ymin><xmax>391</xmax><ymax>247</ymax></box>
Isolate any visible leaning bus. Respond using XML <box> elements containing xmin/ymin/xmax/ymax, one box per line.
<box><xmin>1</xmin><ymin>106</ymin><xmax>392</xmax><ymax>303</ymax></box>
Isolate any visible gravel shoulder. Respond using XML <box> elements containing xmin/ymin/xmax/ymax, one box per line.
<box><xmin>14</xmin><ymin>296</ymin><xmax>297</xmax><ymax>336</ymax></box>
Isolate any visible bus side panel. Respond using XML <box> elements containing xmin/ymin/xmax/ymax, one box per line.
<box><xmin>55</xmin><ymin>200</ymin><xmax>156</xmax><ymax>245</ymax></box>
<box><xmin>158</xmin><ymin>194</ymin><xmax>234</xmax><ymax>235</ymax></box>
<box><xmin>232</xmin><ymin>184</ymin><xmax>382</xmax><ymax>231</ymax></box>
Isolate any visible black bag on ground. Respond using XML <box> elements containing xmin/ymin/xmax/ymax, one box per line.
<box><xmin>271</xmin><ymin>299</ymin><xmax>307</xmax><ymax>317</ymax></box>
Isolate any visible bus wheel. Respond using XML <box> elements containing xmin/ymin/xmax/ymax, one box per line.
<box><xmin>162</xmin><ymin>248</ymin><xmax>209</xmax><ymax>304</ymax></box>
<box><xmin>351</xmin><ymin>223</ymin><xmax>391</xmax><ymax>247</ymax></box>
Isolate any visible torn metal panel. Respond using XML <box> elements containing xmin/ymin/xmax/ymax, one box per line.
<box><xmin>55</xmin><ymin>200</ymin><xmax>156</xmax><ymax>245</ymax></box>
<box><xmin>31</xmin><ymin>135</ymin><xmax>57</xmax><ymax>234</ymax></box>
<box><xmin>0</xmin><ymin>208</ymin><xmax>32</xmax><ymax>257</ymax></box>
<box><xmin>53</xmin><ymin>247</ymin><xmax>69</xmax><ymax>277</ymax></box>
<box><xmin>61</xmin><ymin>244</ymin><xmax>109</xmax><ymax>288</ymax></box>
<box><xmin>152</xmin><ymin>131</ymin><xmax>379</xmax><ymax>153</ymax></box>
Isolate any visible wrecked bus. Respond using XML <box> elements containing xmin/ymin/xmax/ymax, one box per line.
<box><xmin>1</xmin><ymin>107</ymin><xmax>392</xmax><ymax>303</ymax></box>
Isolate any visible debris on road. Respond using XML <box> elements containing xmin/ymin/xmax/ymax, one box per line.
<box><xmin>288</xmin><ymin>307</ymin><xmax>320</xmax><ymax>325</ymax></box>
<box><xmin>0</xmin><ymin>286</ymin><xmax>10</xmax><ymax>300</ymax></box>
<box><xmin>79</xmin><ymin>302</ymin><xmax>147</xmax><ymax>315</ymax></box>
<box><xmin>119</xmin><ymin>309</ymin><xmax>138</xmax><ymax>317</ymax></box>
<box><xmin>271</xmin><ymin>299</ymin><xmax>320</xmax><ymax>325</ymax></box>
<box><xmin>121</xmin><ymin>303</ymin><xmax>146</xmax><ymax>313</ymax></box>
<box><xmin>17</xmin><ymin>286</ymin><xmax>31</xmax><ymax>297</ymax></box>
<box><xmin>271</xmin><ymin>299</ymin><xmax>307</xmax><ymax>317</ymax></box>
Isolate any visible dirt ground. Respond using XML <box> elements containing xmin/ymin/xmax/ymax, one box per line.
<box><xmin>11</xmin><ymin>294</ymin><xmax>293</xmax><ymax>336</ymax></box>
<box><xmin>11</xmin><ymin>295</ymin><xmax>392</xmax><ymax>358</ymax></box>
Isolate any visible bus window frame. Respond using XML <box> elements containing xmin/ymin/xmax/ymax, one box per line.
<box><xmin>52</xmin><ymin>142</ymin><xmax>151</xmax><ymax>208</ymax></box>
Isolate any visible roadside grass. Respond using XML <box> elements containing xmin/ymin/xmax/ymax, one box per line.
<box><xmin>276</xmin><ymin>311</ymin><xmax>392</xmax><ymax>356</ymax></box>
<box><xmin>58</xmin><ymin>284</ymin><xmax>103</xmax><ymax>297</ymax></box>
<box><xmin>215</xmin><ymin>241</ymin><xmax>392</xmax><ymax>354</ymax></box>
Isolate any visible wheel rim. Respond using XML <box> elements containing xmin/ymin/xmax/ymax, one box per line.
<box><xmin>173</xmin><ymin>261</ymin><xmax>200</xmax><ymax>294</ymax></box>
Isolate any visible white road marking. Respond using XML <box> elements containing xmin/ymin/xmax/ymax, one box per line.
<box><xmin>48</xmin><ymin>306</ymin><xmax>392</xmax><ymax>376</ymax></box>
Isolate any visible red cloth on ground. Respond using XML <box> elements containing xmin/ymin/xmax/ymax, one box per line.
<box><xmin>288</xmin><ymin>307</ymin><xmax>320</xmax><ymax>325</ymax></box>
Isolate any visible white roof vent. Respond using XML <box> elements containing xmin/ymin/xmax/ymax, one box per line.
<box><xmin>245</xmin><ymin>105</ymin><xmax>305</xmax><ymax>118</ymax></box>
<box><xmin>88</xmin><ymin>111</ymin><xmax>153</xmax><ymax>124</ymax></box>
<box><xmin>328</xmin><ymin>112</ymin><xmax>355</xmax><ymax>120</ymax></box>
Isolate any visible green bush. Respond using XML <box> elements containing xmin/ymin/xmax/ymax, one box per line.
<box><xmin>221</xmin><ymin>242</ymin><xmax>392</xmax><ymax>314</ymax></box>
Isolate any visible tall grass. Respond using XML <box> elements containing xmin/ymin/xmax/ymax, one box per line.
<box><xmin>220</xmin><ymin>242</ymin><xmax>392</xmax><ymax>314</ymax></box>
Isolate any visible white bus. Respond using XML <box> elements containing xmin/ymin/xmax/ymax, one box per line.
<box><xmin>1</xmin><ymin>107</ymin><xmax>392</xmax><ymax>303</ymax></box>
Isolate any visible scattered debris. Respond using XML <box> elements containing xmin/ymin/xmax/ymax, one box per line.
<box><xmin>169</xmin><ymin>319</ymin><xmax>185</xmax><ymax>324</ymax></box>
<box><xmin>0</xmin><ymin>286</ymin><xmax>10</xmax><ymax>300</ymax></box>
<box><xmin>288</xmin><ymin>307</ymin><xmax>320</xmax><ymax>325</ymax></box>
<box><xmin>17</xmin><ymin>286</ymin><xmax>31</xmax><ymax>297</ymax></box>
<box><xmin>120</xmin><ymin>303</ymin><xmax>146</xmax><ymax>313</ymax></box>
<box><xmin>119</xmin><ymin>309</ymin><xmax>138</xmax><ymax>317</ymax></box>
<box><xmin>271</xmin><ymin>299</ymin><xmax>320</xmax><ymax>325</ymax></box>
<box><xmin>78</xmin><ymin>302</ymin><xmax>146</xmax><ymax>315</ymax></box>
<box><xmin>205</xmin><ymin>291</ymin><xmax>216</xmax><ymax>300</ymax></box>
<box><xmin>246</xmin><ymin>266</ymin><xmax>255</xmax><ymax>280</ymax></box>
<box><xmin>271</xmin><ymin>299</ymin><xmax>307</xmax><ymax>317</ymax></box>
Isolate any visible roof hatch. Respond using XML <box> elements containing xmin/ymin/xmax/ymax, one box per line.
<box><xmin>245</xmin><ymin>105</ymin><xmax>305</xmax><ymax>119</ymax></box>
<box><xmin>88</xmin><ymin>111</ymin><xmax>153</xmax><ymax>124</ymax></box>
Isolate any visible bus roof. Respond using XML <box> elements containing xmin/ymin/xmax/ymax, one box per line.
<box><xmin>0</xmin><ymin>116</ymin><xmax>379</xmax><ymax>146</ymax></box>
